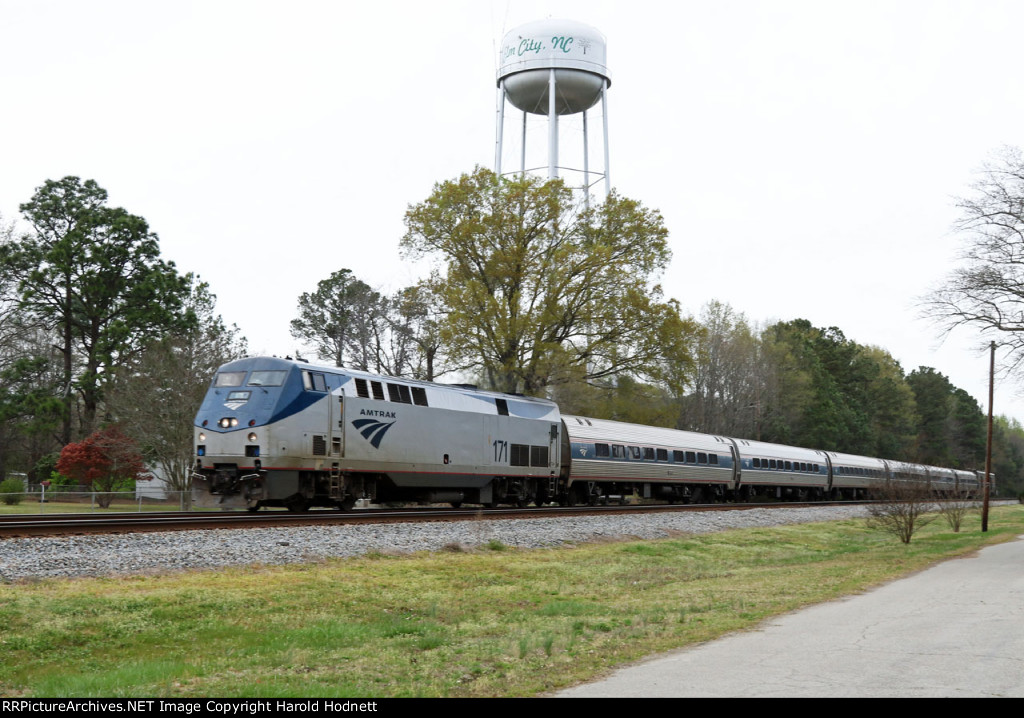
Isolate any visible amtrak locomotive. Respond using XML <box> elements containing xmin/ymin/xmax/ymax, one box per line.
<box><xmin>192</xmin><ymin>356</ymin><xmax>981</xmax><ymax>511</ymax></box>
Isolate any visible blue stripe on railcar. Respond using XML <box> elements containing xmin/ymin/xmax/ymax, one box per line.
<box><xmin>570</xmin><ymin>442</ymin><xmax>734</xmax><ymax>469</ymax></box>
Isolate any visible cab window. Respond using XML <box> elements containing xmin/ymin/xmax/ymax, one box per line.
<box><xmin>248</xmin><ymin>370</ymin><xmax>286</xmax><ymax>387</ymax></box>
<box><xmin>214</xmin><ymin>371</ymin><xmax>246</xmax><ymax>387</ymax></box>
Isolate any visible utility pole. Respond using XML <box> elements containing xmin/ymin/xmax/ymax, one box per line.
<box><xmin>982</xmin><ymin>341</ymin><xmax>994</xmax><ymax>532</ymax></box>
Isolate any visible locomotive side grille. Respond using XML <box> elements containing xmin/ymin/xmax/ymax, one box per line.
<box><xmin>312</xmin><ymin>435</ymin><xmax>327</xmax><ymax>456</ymax></box>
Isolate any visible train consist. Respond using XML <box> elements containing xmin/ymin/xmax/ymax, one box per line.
<box><xmin>192</xmin><ymin>356</ymin><xmax>984</xmax><ymax>511</ymax></box>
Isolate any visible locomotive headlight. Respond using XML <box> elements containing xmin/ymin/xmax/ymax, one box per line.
<box><xmin>248</xmin><ymin>432</ymin><xmax>258</xmax><ymax>443</ymax></box>
<box><xmin>231</xmin><ymin>418</ymin><xmax>238</xmax><ymax>427</ymax></box>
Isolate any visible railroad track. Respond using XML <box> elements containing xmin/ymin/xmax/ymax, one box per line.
<box><xmin>0</xmin><ymin>501</ymin><xmax>860</xmax><ymax>538</ymax></box>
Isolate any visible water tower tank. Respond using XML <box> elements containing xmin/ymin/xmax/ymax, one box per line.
<box><xmin>498</xmin><ymin>19</ymin><xmax>610</xmax><ymax>115</ymax></box>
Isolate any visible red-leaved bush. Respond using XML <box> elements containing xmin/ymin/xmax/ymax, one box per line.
<box><xmin>57</xmin><ymin>426</ymin><xmax>149</xmax><ymax>507</ymax></box>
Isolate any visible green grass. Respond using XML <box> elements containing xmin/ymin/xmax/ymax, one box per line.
<box><xmin>0</xmin><ymin>505</ymin><xmax>1021</xmax><ymax>697</ymax></box>
<box><xmin>0</xmin><ymin>499</ymin><xmax>189</xmax><ymax>514</ymax></box>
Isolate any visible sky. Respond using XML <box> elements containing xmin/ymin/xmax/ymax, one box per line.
<box><xmin>2</xmin><ymin>0</ymin><xmax>1024</xmax><ymax>422</ymax></box>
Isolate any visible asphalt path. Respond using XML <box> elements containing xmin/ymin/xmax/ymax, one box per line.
<box><xmin>556</xmin><ymin>535</ymin><xmax>1024</xmax><ymax>698</ymax></box>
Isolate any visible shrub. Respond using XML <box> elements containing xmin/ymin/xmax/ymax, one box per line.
<box><xmin>0</xmin><ymin>477</ymin><xmax>25</xmax><ymax>505</ymax></box>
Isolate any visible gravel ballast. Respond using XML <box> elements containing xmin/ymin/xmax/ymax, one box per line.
<box><xmin>0</xmin><ymin>505</ymin><xmax>883</xmax><ymax>583</ymax></box>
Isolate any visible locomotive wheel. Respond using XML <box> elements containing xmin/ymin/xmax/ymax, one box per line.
<box><xmin>337</xmin><ymin>498</ymin><xmax>356</xmax><ymax>511</ymax></box>
<box><xmin>450</xmin><ymin>501</ymin><xmax>463</xmax><ymax>509</ymax></box>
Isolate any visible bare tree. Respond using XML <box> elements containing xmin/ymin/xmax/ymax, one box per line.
<box><xmin>866</xmin><ymin>470</ymin><xmax>937</xmax><ymax>544</ymax></box>
<box><xmin>925</xmin><ymin>146</ymin><xmax>1024</xmax><ymax>375</ymax></box>
<box><xmin>105</xmin><ymin>278</ymin><xmax>246</xmax><ymax>494</ymax></box>
<box><xmin>936</xmin><ymin>490</ymin><xmax>978</xmax><ymax>533</ymax></box>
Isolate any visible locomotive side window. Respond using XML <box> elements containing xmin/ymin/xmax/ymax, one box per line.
<box><xmin>412</xmin><ymin>387</ymin><xmax>428</xmax><ymax>406</ymax></box>
<box><xmin>371</xmin><ymin>381</ymin><xmax>385</xmax><ymax>400</ymax></box>
<box><xmin>355</xmin><ymin>379</ymin><xmax>370</xmax><ymax>398</ymax></box>
<box><xmin>387</xmin><ymin>383</ymin><xmax>412</xmax><ymax>404</ymax></box>
<box><xmin>595</xmin><ymin>443</ymin><xmax>610</xmax><ymax>457</ymax></box>
<box><xmin>214</xmin><ymin>371</ymin><xmax>246</xmax><ymax>387</ymax></box>
<box><xmin>302</xmin><ymin>371</ymin><xmax>327</xmax><ymax>391</ymax></box>
<box><xmin>496</xmin><ymin>398</ymin><xmax>509</xmax><ymax>416</ymax></box>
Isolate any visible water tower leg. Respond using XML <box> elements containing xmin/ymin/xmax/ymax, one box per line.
<box><xmin>548</xmin><ymin>69</ymin><xmax>558</xmax><ymax>180</ymax></box>
<box><xmin>521</xmin><ymin>110</ymin><xmax>527</xmax><ymax>177</ymax></box>
<box><xmin>495</xmin><ymin>82</ymin><xmax>506</xmax><ymax>177</ymax></box>
<box><xmin>495</xmin><ymin>80</ymin><xmax>507</xmax><ymax>176</ymax></box>
<box><xmin>583</xmin><ymin>109</ymin><xmax>590</xmax><ymax>210</ymax></box>
<box><xmin>602</xmin><ymin>81</ymin><xmax>611</xmax><ymax>194</ymax></box>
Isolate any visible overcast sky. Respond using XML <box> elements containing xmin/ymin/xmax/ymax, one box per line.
<box><xmin>3</xmin><ymin>0</ymin><xmax>1023</xmax><ymax>422</ymax></box>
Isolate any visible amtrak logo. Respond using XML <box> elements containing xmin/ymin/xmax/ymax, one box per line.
<box><xmin>224</xmin><ymin>401</ymin><xmax>247</xmax><ymax>410</ymax></box>
<box><xmin>352</xmin><ymin>418</ymin><xmax>396</xmax><ymax>449</ymax></box>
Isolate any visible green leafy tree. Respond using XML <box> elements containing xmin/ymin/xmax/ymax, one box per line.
<box><xmin>402</xmin><ymin>167</ymin><xmax>698</xmax><ymax>395</ymax></box>
<box><xmin>906</xmin><ymin>367</ymin><xmax>985</xmax><ymax>468</ymax></box>
<box><xmin>3</xmin><ymin>177</ymin><xmax>194</xmax><ymax>443</ymax></box>
<box><xmin>383</xmin><ymin>281</ymin><xmax>447</xmax><ymax>381</ymax></box>
<box><xmin>991</xmin><ymin>415</ymin><xmax>1024</xmax><ymax>497</ymax></box>
<box><xmin>290</xmin><ymin>268</ymin><xmax>386</xmax><ymax>370</ymax></box>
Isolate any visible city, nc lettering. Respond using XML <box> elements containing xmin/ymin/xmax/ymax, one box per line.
<box><xmin>502</xmin><ymin>35</ymin><xmax>574</xmax><ymax>59</ymax></box>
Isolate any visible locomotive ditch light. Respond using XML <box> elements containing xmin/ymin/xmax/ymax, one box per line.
<box><xmin>199</xmin><ymin>432</ymin><xmax>206</xmax><ymax>442</ymax></box>
<box><xmin>248</xmin><ymin>432</ymin><xmax>258</xmax><ymax>443</ymax></box>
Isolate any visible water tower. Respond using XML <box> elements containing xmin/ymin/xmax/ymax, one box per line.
<box><xmin>495</xmin><ymin>19</ymin><xmax>611</xmax><ymax>196</ymax></box>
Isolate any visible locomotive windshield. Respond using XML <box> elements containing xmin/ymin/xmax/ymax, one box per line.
<box><xmin>214</xmin><ymin>371</ymin><xmax>246</xmax><ymax>387</ymax></box>
<box><xmin>248</xmin><ymin>371</ymin><xmax>287</xmax><ymax>386</ymax></box>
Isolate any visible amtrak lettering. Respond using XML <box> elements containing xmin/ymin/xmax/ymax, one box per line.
<box><xmin>359</xmin><ymin>409</ymin><xmax>396</xmax><ymax>418</ymax></box>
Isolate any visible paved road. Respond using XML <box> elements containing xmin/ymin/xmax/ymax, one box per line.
<box><xmin>556</xmin><ymin>535</ymin><xmax>1024</xmax><ymax>697</ymax></box>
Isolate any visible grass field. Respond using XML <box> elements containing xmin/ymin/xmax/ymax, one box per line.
<box><xmin>0</xmin><ymin>496</ymin><xmax>189</xmax><ymax>514</ymax></box>
<box><xmin>1</xmin><ymin>505</ymin><xmax>1021</xmax><ymax>697</ymax></box>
